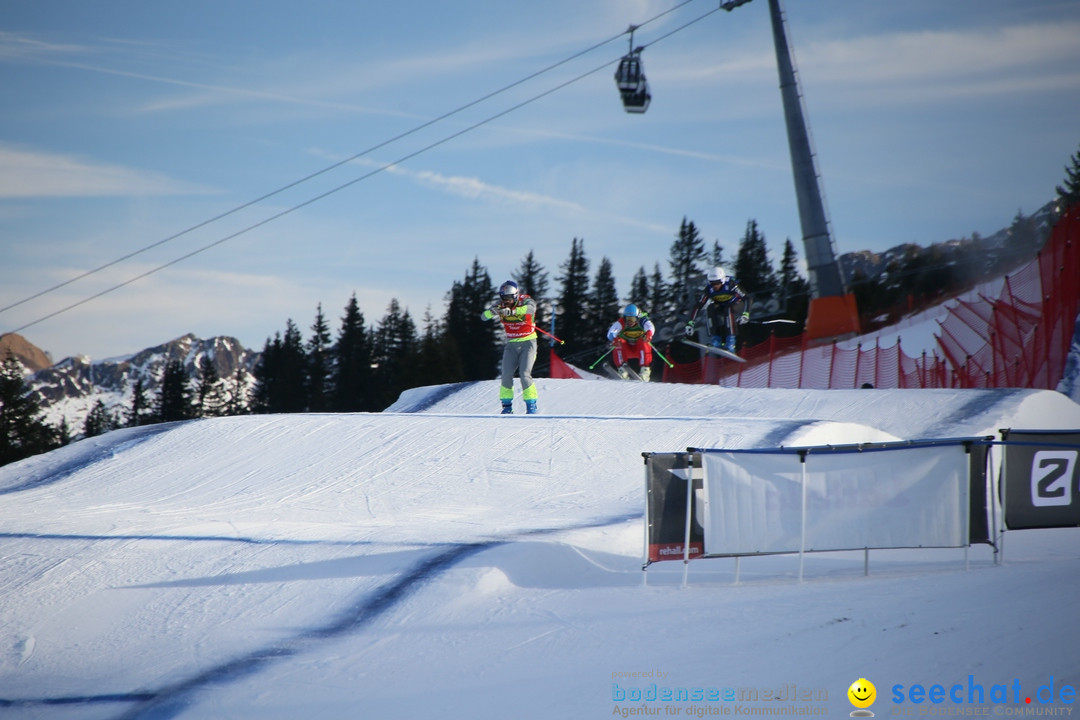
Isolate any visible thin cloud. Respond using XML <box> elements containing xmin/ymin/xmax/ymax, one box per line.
<box><xmin>0</xmin><ymin>144</ymin><xmax>215</xmax><ymax>198</ymax></box>
<box><xmin>407</xmin><ymin>167</ymin><xmax>585</xmax><ymax>212</ymax></box>
<box><xmin>657</xmin><ymin>18</ymin><xmax>1080</xmax><ymax>104</ymax></box>
<box><xmin>0</xmin><ymin>31</ymin><xmax>84</xmax><ymax>60</ymax></box>
<box><xmin>284</xmin><ymin>143</ymin><xmax>674</xmax><ymax>243</ymax></box>
<box><xmin>487</xmin><ymin>123</ymin><xmax>785</xmax><ymax>170</ymax></box>
<box><xmin>796</xmin><ymin>20</ymin><xmax>1080</xmax><ymax>102</ymax></box>
<box><xmin>371</xmin><ymin>160</ymin><xmax>669</xmax><ymax>233</ymax></box>
<box><xmin>0</xmin><ymin>30</ymin><xmax>419</xmax><ymax>118</ymax></box>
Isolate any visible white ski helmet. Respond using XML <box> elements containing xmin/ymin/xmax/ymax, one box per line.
<box><xmin>707</xmin><ymin>266</ymin><xmax>728</xmax><ymax>285</ymax></box>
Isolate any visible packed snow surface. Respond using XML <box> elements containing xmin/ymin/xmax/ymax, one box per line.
<box><xmin>1</xmin><ymin>379</ymin><xmax>1079</xmax><ymax>719</ymax></box>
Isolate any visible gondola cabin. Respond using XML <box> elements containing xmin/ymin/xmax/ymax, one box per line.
<box><xmin>615</xmin><ymin>48</ymin><xmax>651</xmax><ymax>114</ymax></box>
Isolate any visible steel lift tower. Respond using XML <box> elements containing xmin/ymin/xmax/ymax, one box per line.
<box><xmin>622</xmin><ymin>0</ymin><xmax>861</xmax><ymax>338</ymax></box>
<box><xmin>765</xmin><ymin>0</ymin><xmax>860</xmax><ymax>338</ymax></box>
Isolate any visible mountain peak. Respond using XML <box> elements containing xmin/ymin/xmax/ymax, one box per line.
<box><xmin>27</xmin><ymin>333</ymin><xmax>260</xmax><ymax>431</ymax></box>
<box><xmin>0</xmin><ymin>332</ymin><xmax>53</xmax><ymax>373</ymax></box>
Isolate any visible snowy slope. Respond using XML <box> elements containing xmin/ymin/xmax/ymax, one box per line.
<box><xmin>1</xmin><ymin>380</ymin><xmax>1079</xmax><ymax>719</ymax></box>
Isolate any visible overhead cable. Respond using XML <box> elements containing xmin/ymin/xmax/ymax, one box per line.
<box><xmin>5</xmin><ymin>0</ymin><xmax>723</xmax><ymax>334</ymax></box>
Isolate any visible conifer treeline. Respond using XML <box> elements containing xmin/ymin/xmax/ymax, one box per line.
<box><xmin>247</xmin><ymin>216</ymin><xmax>804</xmax><ymax>414</ymax></box>
<box><xmin>213</xmin><ymin>204</ymin><xmax>1062</xmax><ymax>416</ymax></box>
<box><xmin>1</xmin><ymin>182</ymin><xmax>1069</xmax><ymax>468</ymax></box>
<box><xmin>107</xmin><ymin>209</ymin><xmax>1065</xmax><ymax>422</ymax></box>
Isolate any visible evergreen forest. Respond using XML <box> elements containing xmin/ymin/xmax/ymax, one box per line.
<box><xmin>3</xmin><ymin>134</ymin><xmax>1079</xmax><ymax>469</ymax></box>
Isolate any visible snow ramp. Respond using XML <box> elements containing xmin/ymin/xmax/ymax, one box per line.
<box><xmin>388</xmin><ymin>378</ymin><xmax>1080</xmax><ymax>440</ymax></box>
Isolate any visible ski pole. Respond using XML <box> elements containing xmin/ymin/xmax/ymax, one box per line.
<box><xmin>649</xmin><ymin>342</ymin><xmax>674</xmax><ymax>368</ymax></box>
<box><xmin>588</xmin><ymin>347</ymin><xmax>614</xmax><ymax>370</ymax></box>
<box><xmin>535</xmin><ymin>325</ymin><xmax>565</xmax><ymax>345</ymax></box>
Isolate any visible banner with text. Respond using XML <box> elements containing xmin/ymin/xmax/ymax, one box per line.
<box><xmin>644</xmin><ymin>452</ymin><xmax>704</xmax><ymax>564</ymax></box>
<box><xmin>1001</xmin><ymin>429</ymin><xmax>1080</xmax><ymax>530</ymax></box>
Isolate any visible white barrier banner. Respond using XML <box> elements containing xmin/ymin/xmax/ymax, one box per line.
<box><xmin>700</xmin><ymin>445</ymin><xmax>969</xmax><ymax>555</ymax></box>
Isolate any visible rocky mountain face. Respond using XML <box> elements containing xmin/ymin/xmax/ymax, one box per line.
<box><xmin>24</xmin><ymin>334</ymin><xmax>259</xmax><ymax>431</ymax></box>
<box><xmin>0</xmin><ymin>333</ymin><xmax>54</xmax><ymax>373</ymax></box>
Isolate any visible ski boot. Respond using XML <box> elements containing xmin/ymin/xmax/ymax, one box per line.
<box><xmin>617</xmin><ymin>365</ymin><xmax>630</xmax><ymax>379</ymax></box>
<box><xmin>525</xmin><ymin>399</ymin><xmax>538</xmax><ymax>415</ymax></box>
<box><xmin>710</xmin><ymin>336</ymin><xmax>723</xmax><ymax>348</ymax></box>
<box><xmin>726</xmin><ymin>335</ymin><xmax>737</xmax><ymax>352</ymax></box>
<box><xmin>501</xmin><ymin>400</ymin><xmax>513</xmax><ymax>415</ymax></box>
<box><xmin>640</xmin><ymin>366</ymin><xmax>652</xmax><ymax>382</ymax></box>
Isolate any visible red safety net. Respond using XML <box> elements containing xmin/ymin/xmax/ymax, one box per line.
<box><xmin>660</xmin><ymin>207</ymin><xmax>1080</xmax><ymax>390</ymax></box>
<box><xmin>549</xmin><ymin>350</ymin><xmax>583</xmax><ymax>379</ymax></box>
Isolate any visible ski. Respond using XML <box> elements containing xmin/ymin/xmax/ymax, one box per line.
<box><xmin>680</xmin><ymin>338</ymin><xmax>747</xmax><ymax>363</ymax></box>
<box><xmin>603</xmin><ymin>362</ymin><xmax>643</xmax><ymax>381</ymax></box>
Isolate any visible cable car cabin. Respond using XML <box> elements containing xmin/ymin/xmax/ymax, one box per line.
<box><xmin>615</xmin><ymin>51</ymin><xmax>644</xmax><ymax>92</ymax></box>
<box><xmin>614</xmin><ymin>50</ymin><xmax>651</xmax><ymax>113</ymax></box>
<box><xmin>619</xmin><ymin>83</ymin><xmax>651</xmax><ymax>113</ymax></box>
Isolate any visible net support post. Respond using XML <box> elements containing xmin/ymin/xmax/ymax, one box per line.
<box><xmin>798</xmin><ymin>450</ymin><xmax>808</xmax><ymax>583</ymax></box>
<box><xmin>682</xmin><ymin>462</ymin><xmax>694</xmax><ymax>588</ymax></box>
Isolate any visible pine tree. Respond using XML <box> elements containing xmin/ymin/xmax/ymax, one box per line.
<box><xmin>0</xmin><ymin>352</ymin><xmax>58</xmax><ymax>466</ymax></box>
<box><xmin>735</xmin><ymin>219</ymin><xmax>778</xmax><ymax>306</ymax></box>
<box><xmin>778</xmin><ymin>238</ymin><xmax>810</xmax><ymax>322</ymax></box>
<box><xmin>668</xmin><ymin>218</ymin><xmax>707</xmax><ymax>313</ymax></box>
<box><xmin>709</xmin><ymin>240</ymin><xmax>726</xmax><ymax>268</ymax></box>
<box><xmin>648</xmin><ymin>263</ymin><xmax>669</xmax><ymax>322</ymax></box>
<box><xmin>414</xmin><ymin>307</ymin><xmax>463</xmax><ymax>387</ymax></box>
<box><xmin>127</xmin><ymin>377</ymin><xmax>151</xmax><ymax>427</ymax></box>
<box><xmin>194</xmin><ymin>356</ymin><xmax>228</xmax><ymax>418</ymax></box>
<box><xmin>252</xmin><ymin>320</ymin><xmax>308</xmax><ymax>413</ymax></box>
<box><xmin>514</xmin><ymin>250</ymin><xmax>550</xmax><ymax>338</ymax></box>
<box><xmin>56</xmin><ymin>417</ymin><xmax>72</xmax><ymax>447</ymax></box>
<box><xmin>155</xmin><ymin>358</ymin><xmax>194</xmax><ymax>423</ymax></box>
<box><xmin>282</xmin><ymin>320</ymin><xmax>309</xmax><ymax>412</ymax></box>
<box><xmin>227</xmin><ymin>367</ymin><xmax>250</xmax><ymax>416</ymax></box>
<box><xmin>629</xmin><ymin>267</ymin><xmax>649</xmax><ymax>307</ymax></box>
<box><xmin>1056</xmin><ymin>143</ymin><xmax>1080</xmax><ymax>211</ymax></box>
<box><xmin>555</xmin><ymin>238</ymin><xmax>592</xmax><ymax>357</ymax></box>
<box><xmin>444</xmin><ymin>258</ymin><xmax>498</xmax><ymax>381</ymax></box>
<box><xmin>848</xmin><ymin>267</ymin><xmax>877</xmax><ymax>324</ymax></box>
<box><xmin>252</xmin><ymin>334</ymin><xmax>281</xmax><ymax>413</ymax></box>
<box><xmin>84</xmin><ymin>399</ymin><xmax>116</xmax><ymax>438</ymax></box>
<box><xmin>371</xmin><ymin>299</ymin><xmax>419</xmax><ymax>409</ymax></box>
<box><xmin>588</xmin><ymin>257</ymin><xmax>621</xmax><ymax>344</ymax></box>
<box><xmin>1003</xmin><ymin>209</ymin><xmax>1042</xmax><ymax>265</ymax></box>
<box><xmin>307</xmin><ymin>304</ymin><xmax>333</xmax><ymax>412</ymax></box>
<box><xmin>332</xmin><ymin>294</ymin><xmax>373</xmax><ymax>412</ymax></box>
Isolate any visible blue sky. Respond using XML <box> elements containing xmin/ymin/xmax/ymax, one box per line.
<box><xmin>2</xmin><ymin>0</ymin><xmax>1078</xmax><ymax>361</ymax></box>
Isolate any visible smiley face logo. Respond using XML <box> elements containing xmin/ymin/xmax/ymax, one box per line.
<box><xmin>848</xmin><ymin>678</ymin><xmax>876</xmax><ymax>709</ymax></box>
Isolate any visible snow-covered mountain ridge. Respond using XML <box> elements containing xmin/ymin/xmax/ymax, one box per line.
<box><xmin>25</xmin><ymin>333</ymin><xmax>257</xmax><ymax>429</ymax></box>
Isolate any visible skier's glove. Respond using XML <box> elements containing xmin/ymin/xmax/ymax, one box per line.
<box><xmin>498</xmin><ymin>306</ymin><xmax>514</xmax><ymax>317</ymax></box>
<box><xmin>684</xmin><ymin>321</ymin><xmax>695</xmax><ymax>337</ymax></box>
<box><xmin>737</xmin><ymin>312</ymin><xmax>750</xmax><ymax>325</ymax></box>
